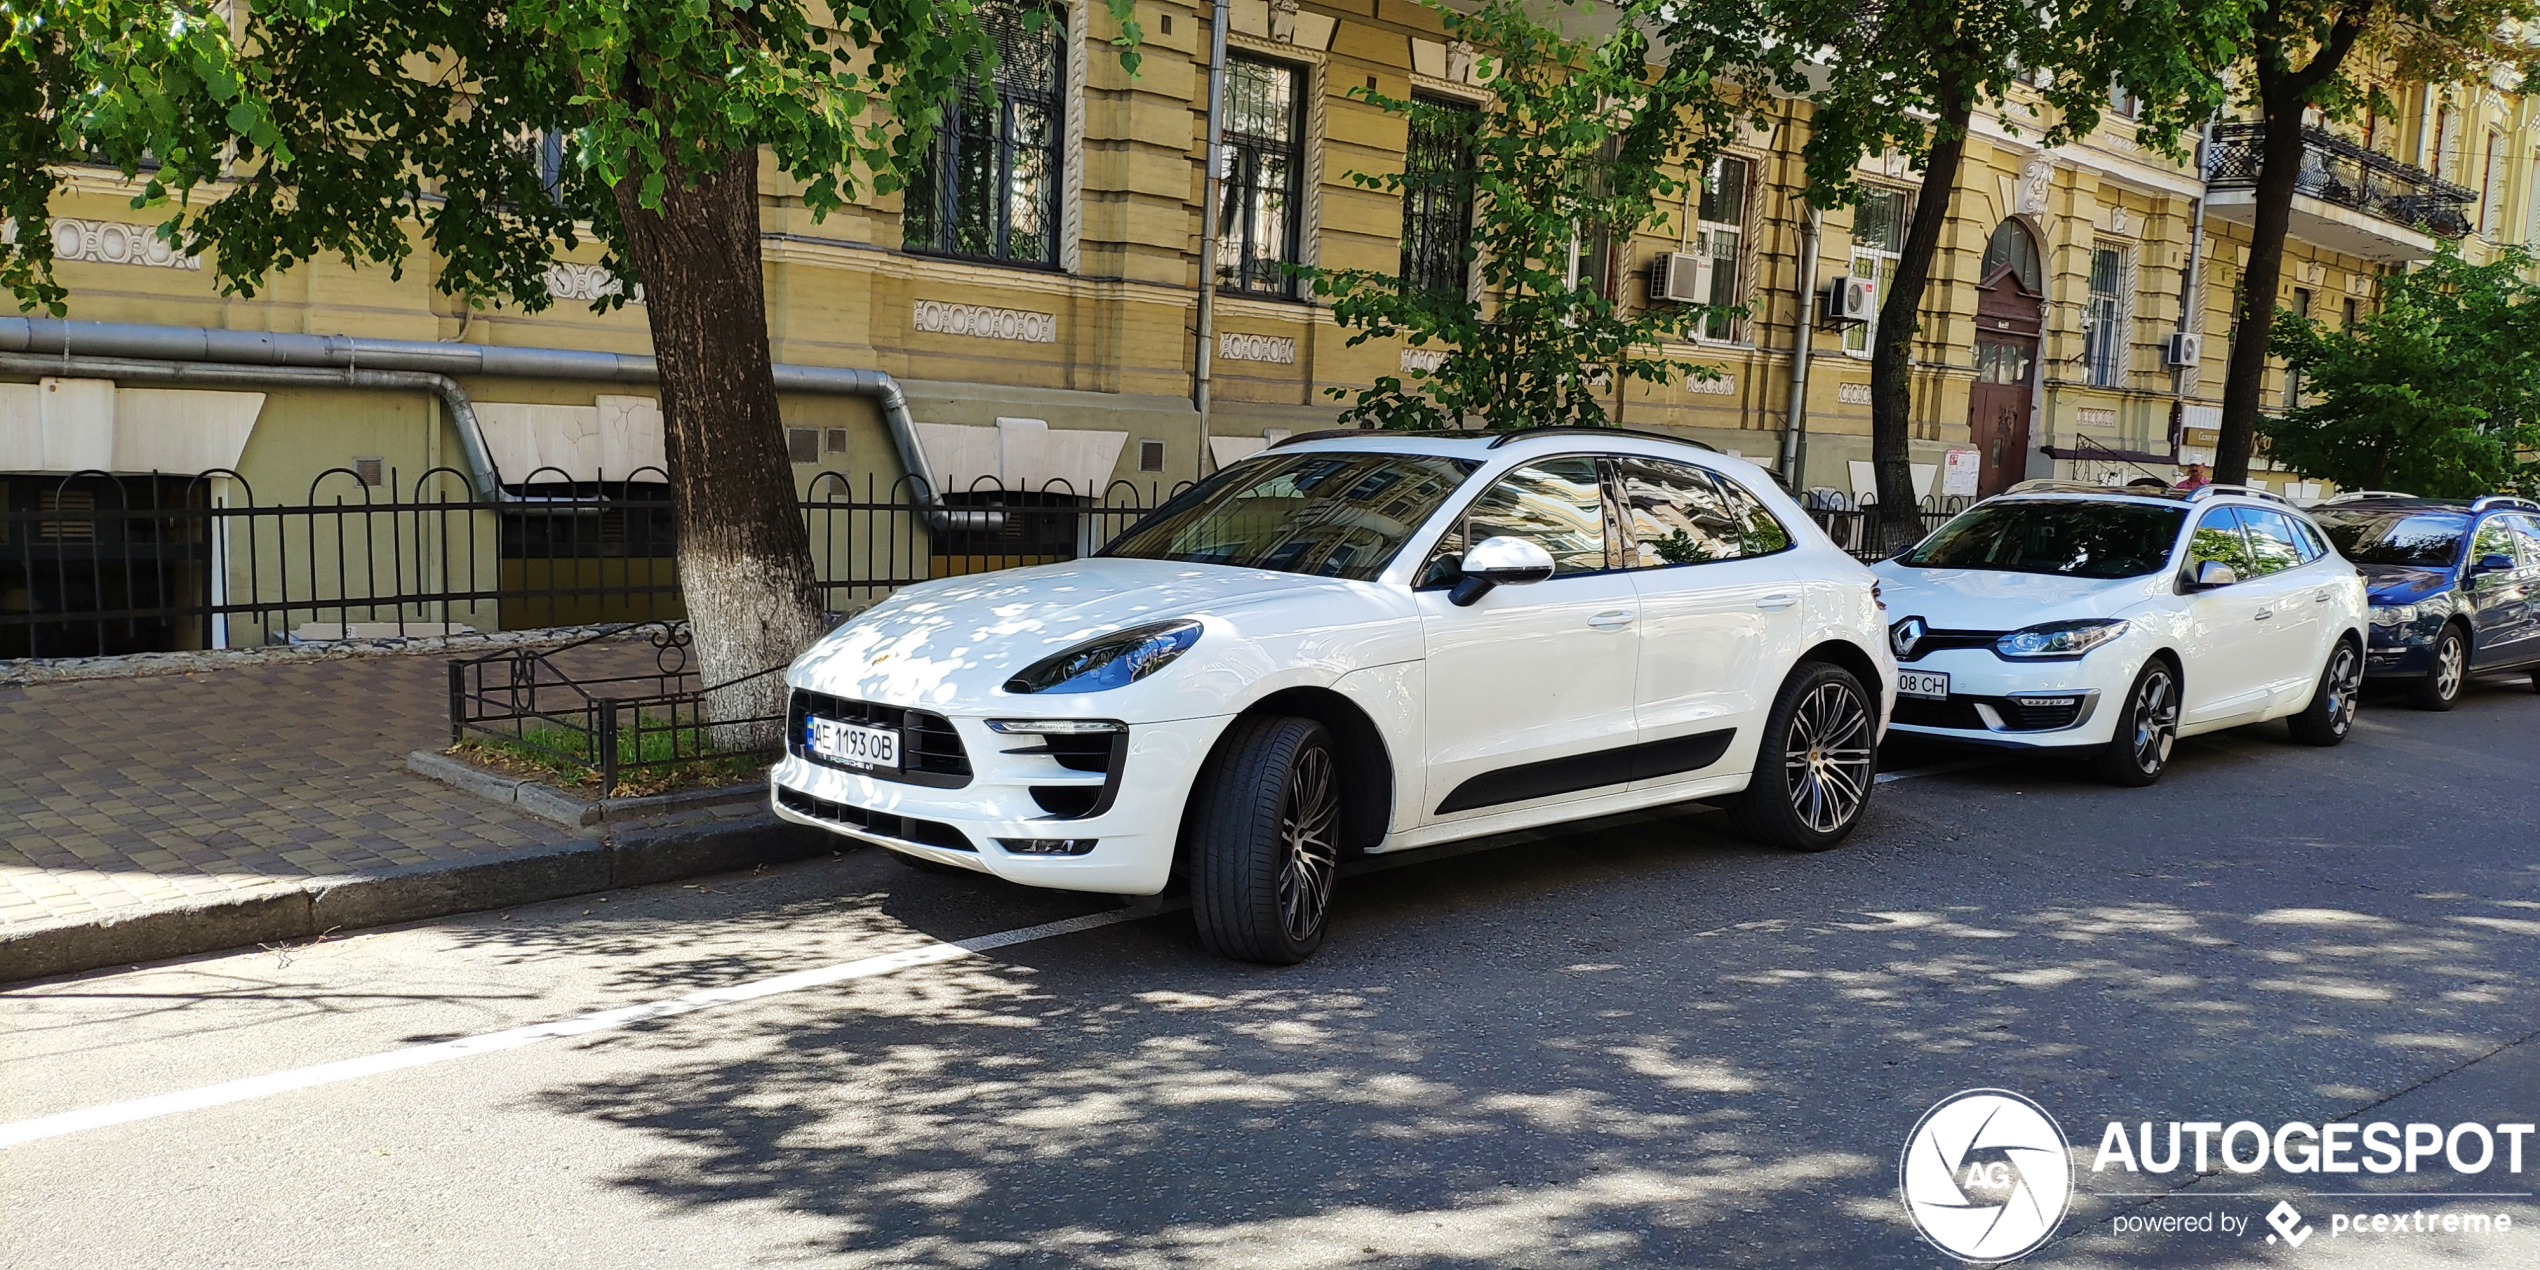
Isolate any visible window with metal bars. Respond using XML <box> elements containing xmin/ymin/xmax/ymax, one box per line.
<box><xmin>1695</xmin><ymin>154</ymin><xmax>1751</xmax><ymax>342</ymax></box>
<box><xmin>1843</xmin><ymin>187</ymin><xmax>1911</xmax><ymax>356</ymax></box>
<box><xmin>1400</xmin><ymin>97</ymin><xmax>1477</xmax><ymax>298</ymax></box>
<box><xmin>903</xmin><ymin>1</ymin><xmax>1066</xmax><ymax>267</ymax></box>
<box><xmin>1218</xmin><ymin>56</ymin><xmax>1305</xmax><ymax>297</ymax></box>
<box><xmin>2083</xmin><ymin>246</ymin><xmax>2131</xmax><ymax>388</ymax></box>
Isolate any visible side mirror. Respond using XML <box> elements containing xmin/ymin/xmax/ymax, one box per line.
<box><xmin>2188</xmin><ymin>560</ymin><xmax>2239</xmax><ymax>590</ymax></box>
<box><xmin>1448</xmin><ymin>536</ymin><xmax>1557</xmax><ymax>607</ymax></box>
<box><xmin>2471</xmin><ymin>552</ymin><xmax>2516</xmax><ymax>579</ymax></box>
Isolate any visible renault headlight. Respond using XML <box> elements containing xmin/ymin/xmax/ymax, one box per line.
<box><xmin>1004</xmin><ymin>620</ymin><xmax>1203</xmax><ymax>694</ymax></box>
<box><xmin>1996</xmin><ymin>619</ymin><xmax>2130</xmax><ymax>659</ymax></box>
<box><xmin>2369</xmin><ymin>603</ymin><xmax>2419</xmax><ymax>626</ymax></box>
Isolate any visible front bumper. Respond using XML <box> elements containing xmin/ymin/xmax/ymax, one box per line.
<box><xmin>1884</xmin><ymin>648</ymin><xmax>2126</xmax><ymax>751</ymax></box>
<box><xmin>2364</xmin><ymin>623</ymin><xmax>2440</xmax><ymax>678</ymax></box>
<box><xmin>769</xmin><ymin>712</ymin><xmax>1225</xmax><ymax>896</ymax></box>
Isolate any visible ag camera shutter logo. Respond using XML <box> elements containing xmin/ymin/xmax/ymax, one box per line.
<box><xmin>1901</xmin><ymin>1089</ymin><xmax>2074</xmax><ymax>1263</ymax></box>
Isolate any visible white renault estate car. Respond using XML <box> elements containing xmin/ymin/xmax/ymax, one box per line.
<box><xmin>773</xmin><ymin>428</ymin><xmax>1895</xmax><ymax>963</ymax></box>
<box><xmin>1870</xmin><ymin>482</ymin><xmax>2369</xmax><ymax>785</ymax></box>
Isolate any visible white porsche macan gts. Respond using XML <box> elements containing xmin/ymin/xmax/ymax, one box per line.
<box><xmin>772</xmin><ymin>428</ymin><xmax>1896</xmax><ymax>962</ymax></box>
<box><xmin>1870</xmin><ymin>481</ymin><xmax>2370</xmax><ymax>785</ymax></box>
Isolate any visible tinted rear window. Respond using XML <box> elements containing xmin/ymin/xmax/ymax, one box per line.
<box><xmin>2313</xmin><ymin>509</ymin><xmax>2469</xmax><ymax>567</ymax></box>
<box><xmin>1901</xmin><ymin>501</ymin><xmax>2187</xmax><ymax>579</ymax></box>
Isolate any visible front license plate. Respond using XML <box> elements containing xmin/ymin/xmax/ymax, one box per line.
<box><xmin>1898</xmin><ymin>670</ymin><xmax>1951</xmax><ymax>701</ymax></box>
<box><xmin>807</xmin><ymin>717</ymin><xmax>900</xmax><ymax>770</ymax></box>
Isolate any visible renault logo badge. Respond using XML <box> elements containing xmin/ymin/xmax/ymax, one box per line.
<box><xmin>1892</xmin><ymin>617</ymin><xmax>1927</xmax><ymax>659</ymax></box>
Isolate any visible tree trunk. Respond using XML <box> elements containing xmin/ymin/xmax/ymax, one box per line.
<box><xmin>2215</xmin><ymin>100</ymin><xmax>2308</xmax><ymax>485</ymax></box>
<box><xmin>1870</xmin><ymin>85</ymin><xmax>1974</xmax><ymax>554</ymax></box>
<box><xmin>612</xmin><ymin>147</ymin><xmax>826</xmax><ymax>747</ymax></box>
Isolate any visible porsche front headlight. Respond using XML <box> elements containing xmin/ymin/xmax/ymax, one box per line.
<box><xmin>1003</xmin><ymin>620</ymin><xmax>1203</xmax><ymax>694</ymax></box>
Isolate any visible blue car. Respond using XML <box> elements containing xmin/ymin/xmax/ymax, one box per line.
<box><xmin>2309</xmin><ymin>494</ymin><xmax>2540</xmax><ymax>709</ymax></box>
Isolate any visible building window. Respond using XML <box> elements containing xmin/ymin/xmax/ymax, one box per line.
<box><xmin>903</xmin><ymin>1</ymin><xmax>1065</xmax><ymax>267</ymax></box>
<box><xmin>1695</xmin><ymin>154</ymin><xmax>1751</xmax><ymax>342</ymax></box>
<box><xmin>2108</xmin><ymin>83</ymin><xmax>2141</xmax><ymax>120</ymax></box>
<box><xmin>2083</xmin><ymin>246</ymin><xmax>2131</xmax><ymax>388</ymax></box>
<box><xmin>1218</xmin><ymin>56</ymin><xmax>1305</xmax><ymax>297</ymax></box>
<box><xmin>1843</xmin><ymin>187</ymin><xmax>1911</xmax><ymax>356</ymax></box>
<box><xmin>2433</xmin><ymin>107</ymin><xmax>2459</xmax><ymax>183</ymax></box>
<box><xmin>1401</xmin><ymin>97</ymin><xmax>1477</xmax><ymax>297</ymax></box>
<box><xmin>2482</xmin><ymin>131</ymin><xmax>2508</xmax><ymax>239</ymax></box>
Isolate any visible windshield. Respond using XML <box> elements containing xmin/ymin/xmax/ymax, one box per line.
<box><xmin>2313</xmin><ymin>509</ymin><xmax>2469</xmax><ymax>567</ymax></box>
<box><xmin>1102</xmin><ymin>451</ymin><xmax>1480</xmax><ymax>580</ymax></box>
<box><xmin>1900</xmin><ymin>500</ymin><xmax>2187</xmax><ymax>579</ymax></box>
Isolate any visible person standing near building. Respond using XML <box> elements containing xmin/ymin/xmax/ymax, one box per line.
<box><xmin>2174</xmin><ymin>463</ymin><xmax>2211</xmax><ymax>491</ymax></box>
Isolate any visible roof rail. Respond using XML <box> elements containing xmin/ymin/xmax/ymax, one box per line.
<box><xmin>2185</xmin><ymin>482</ymin><xmax>2290</xmax><ymax>506</ymax></box>
<box><xmin>1265</xmin><ymin>426</ymin><xmax>1466</xmax><ymax>449</ymax></box>
<box><xmin>2470</xmin><ymin>494</ymin><xmax>2540</xmax><ymax>513</ymax></box>
<box><xmin>1486</xmin><ymin>424</ymin><xmax>1720</xmax><ymax>452</ymax></box>
<box><xmin>2005</xmin><ymin>478</ymin><xmax>2132</xmax><ymax>496</ymax></box>
<box><xmin>2323</xmin><ymin>489</ymin><xmax>2420</xmax><ymax>503</ymax></box>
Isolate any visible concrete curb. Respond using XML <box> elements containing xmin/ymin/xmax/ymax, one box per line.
<box><xmin>402</xmin><ymin>750</ymin><xmax>766</xmax><ymax>831</ymax></box>
<box><xmin>0</xmin><ymin>802</ymin><xmax>837</xmax><ymax>985</ymax></box>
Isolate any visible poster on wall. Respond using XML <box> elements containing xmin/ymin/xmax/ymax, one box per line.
<box><xmin>1940</xmin><ymin>448</ymin><xmax>1982</xmax><ymax>497</ymax></box>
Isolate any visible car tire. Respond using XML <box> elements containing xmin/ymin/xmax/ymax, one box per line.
<box><xmin>2287</xmin><ymin>639</ymin><xmax>2364</xmax><ymax>746</ymax></box>
<box><xmin>2407</xmin><ymin>625</ymin><xmax>2467</xmax><ymax>711</ymax></box>
<box><xmin>1727</xmin><ymin>662</ymin><xmax>1877</xmax><ymax>852</ymax></box>
<box><xmin>1188</xmin><ymin>715</ymin><xmax>1342</xmax><ymax>965</ymax></box>
<box><xmin>2093</xmin><ymin>659</ymin><xmax>2181</xmax><ymax>787</ymax></box>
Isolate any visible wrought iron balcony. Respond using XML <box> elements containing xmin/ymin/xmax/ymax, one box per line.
<box><xmin>2206</xmin><ymin>123</ymin><xmax>2474</xmax><ymax>241</ymax></box>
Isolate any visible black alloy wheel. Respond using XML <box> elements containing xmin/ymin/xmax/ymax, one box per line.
<box><xmin>2094</xmin><ymin>659</ymin><xmax>2180</xmax><ymax>787</ymax></box>
<box><xmin>2288</xmin><ymin>640</ymin><xmax>2364</xmax><ymax>746</ymax></box>
<box><xmin>1190</xmin><ymin>716</ymin><xmax>1342</xmax><ymax>964</ymax></box>
<box><xmin>1728</xmin><ymin>662</ymin><xmax>1876</xmax><ymax>851</ymax></box>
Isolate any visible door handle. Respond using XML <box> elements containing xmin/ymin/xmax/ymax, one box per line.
<box><xmin>2254</xmin><ymin>609</ymin><xmax>2275</xmax><ymax>621</ymax></box>
<box><xmin>1755</xmin><ymin>593</ymin><xmax>1799</xmax><ymax>611</ymax></box>
<box><xmin>2313</xmin><ymin>589</ymin><xmax>2333</xmax><ymax>603</ymax></box>
<box><xmin>1587</xmin><ymin>610</ymin><xmax>1635</xmax><ymax>630</ymax></box>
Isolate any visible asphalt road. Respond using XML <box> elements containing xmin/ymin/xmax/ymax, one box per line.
<box><xmin>7</xmin><ymin>673</ymin><xmax>2538</xmax><ymax>1269</ymax></box>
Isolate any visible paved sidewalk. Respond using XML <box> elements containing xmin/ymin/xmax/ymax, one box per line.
<box><xmin>0</xmin><ymin>640</ymin><xmax>816</xmax><ymax>979</ymax></box>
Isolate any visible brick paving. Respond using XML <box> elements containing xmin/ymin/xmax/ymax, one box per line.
<box><xmin>0</xmin><ymin>642</ymin><xmax>673</xmax><ymax>930</ymax></box>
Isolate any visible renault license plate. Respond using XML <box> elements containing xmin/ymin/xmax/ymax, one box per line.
<box><xmin>807</xmin><ymin>717</ymin><xmax>900</xmax><ymax>770</ymax></box>
<box><xmin>1897</xmin><ymin>670</ymin><xmax>1951</xmax><ymax>700</ymax></box>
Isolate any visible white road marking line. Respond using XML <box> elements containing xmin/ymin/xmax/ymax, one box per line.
<box><xmin>0</xmin><ymin>907</ymin><xmax>1149</xmax><ymax>1152</ymax></box>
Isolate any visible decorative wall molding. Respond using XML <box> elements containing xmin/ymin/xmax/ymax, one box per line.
<box><xmin>1060</xmin><ymin>0</ymin><xmax>1089</xmax><ymax>275</ymax></box>
<box><xmin>545</xmin><ymin>262</ymin><xmax>641</xmax><ymax>304</ymax></box>
<box><xmin>2075</xmin><ymin>407</ymin><xmax>2118</xmax><ymax>428</ymax></box>
<box><xmin>1220</xmin><ymin>332</ymin><xmax>1296</xmax><ymax>364</ymax></box>
<box><xmin>2015</xmin><ymin>156</ymin><xmax>2054</xmax><ymax>216</ymax></box>
<box><xmin>1836</xmin><ymin>381</ymin><xmax>1873</xmax><ymax>405</ymax></box>
<box><xmin>1400</xmin><ymin>348</ymin><xmax>1447</xmax><ymax>374</ymax></box>
<box><xmin>913</xmin><ymin>300</ymin><xmax>1059</xmax><ymax>343</ymax></box>
<box><xmin>49</xmin><ymin>218</ymin><xmax>200</xmax><ymax>271</ymax></box>
<box><xmin>1687</xmin><ymin>373</ymin><xmax>1737</xmax><ymax>396</ymax></box>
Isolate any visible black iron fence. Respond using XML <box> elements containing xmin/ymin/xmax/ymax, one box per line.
<box><xmin>2206</xmin><ymin>122</ymin><xmax>2475</xmax><ymax>239</ymax></box>
<box><xmin>0</xmin><ymin>467</ymin><xmax>1188</xmax><ymax>659</ymax></box>
<box><xmin>1802</xmin><ymin>492</ymin><xmax>1971</xmax><ymax>561</ymax></box>
<box><xmin>6</xmin><ymin>462</ymin><xmax>1953</xmax><ymax>660</ymax></box>
<box><xmin>445</xmin><ymin>620</ymin><xmax>794</xmax><ymax>795</ymax></box>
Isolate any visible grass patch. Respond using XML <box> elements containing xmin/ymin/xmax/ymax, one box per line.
<box><xmin>450</xmin><ymin>724</ymin><xmax>771</xmax><ymax>798</ymax></box>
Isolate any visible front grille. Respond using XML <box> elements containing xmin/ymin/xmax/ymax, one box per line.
<box><xmin>788</xmin><ymin>690</ymin><xmax>972</xmax><ymax>788</ymax></box>
<box><xmin>776</xmin><ymin>786</ymin><xmax>975</xmax><ymax>852</ymax></box>
<box><xmin>1897</xmin><ymin>629</ymin><xmax>2007</xmax><ymax>662</ymax></box>
<box><xmin>1995</xmin><ymin>697</ymin><xmax>2085</xmax><ymax>731</ymax></box>
<box><xmin>1892</xmin><ymin>696</ymin><xmax>1986</xmax><ymax>729</ymax></box>
<box><xmin>1893</xmin><ymin>694</ymin><xmax>2084</xmax><ymax>732</ymax></box>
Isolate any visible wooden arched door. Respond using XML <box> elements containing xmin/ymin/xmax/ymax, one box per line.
<box><xmin>1968</xmin><ymin>222</ymin><xmax>2045</xmax><ymax>498</ymax></box>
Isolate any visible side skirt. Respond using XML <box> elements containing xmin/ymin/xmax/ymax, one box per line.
<box><xmin>1433</xmin><ymin>729</ymin><xmax>1735</xmax><ymax>816</ymax></box>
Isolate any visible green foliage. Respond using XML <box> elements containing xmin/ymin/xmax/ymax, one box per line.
<box><xmin>1664</xmin><ymin>0</ymin><xmax>2243</xmax><ymax>214</ymax></box>
<box><xmin>2265</xmin><ymin>243</ymin><xmax>2540</xmax><ymax>498</ymax></box>
<box><xmin>1302</xmin><ymin>0</ymin><xmax>1748</xmax><ymax>432</ymax></box>
<box><xmin>0</xmin><ymin>0</ymin><xmax>1142</xmax><ymax>314</ymax></box>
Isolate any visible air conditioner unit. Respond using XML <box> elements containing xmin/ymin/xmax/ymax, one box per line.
<box><xmin>2163</xmin><ymin>332</ymin><xmax>2202</xmax><ymax>367</ymax></box>
<box><xmin>1824</xmin><ymin>275</ymin><xmax>1877</xmax><ymax>325</ymax></box>
<box><xmin>1646</xmin><ymin>250</ymin><xmax>1714</xmax><ymax>304</ymax></box>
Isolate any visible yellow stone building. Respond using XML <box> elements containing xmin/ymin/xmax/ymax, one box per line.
<box><xmin>3</xmin><ymin>1</ymin><xmax>2523</xmax><ymax>649</ymax></box>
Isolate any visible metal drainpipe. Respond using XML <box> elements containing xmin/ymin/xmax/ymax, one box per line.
<box><xmin>2173</xmin><ymin>119</ymin><xmax>2214</xmax><ymax>463</ymax></box>
<box><xmin>0</xmin><ymin>317</ymin><xmax>973</xmax><ymax>525</ymax></box>
<box><xmin>1779</xmin><ymin>205</ymin><xmax>1822</xmax><ymax>490</ymax></box>
<box><xmin>1191</xmin><ymin>0</ymin><xmax>1231</xmax><ymax>481</ymax></box>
